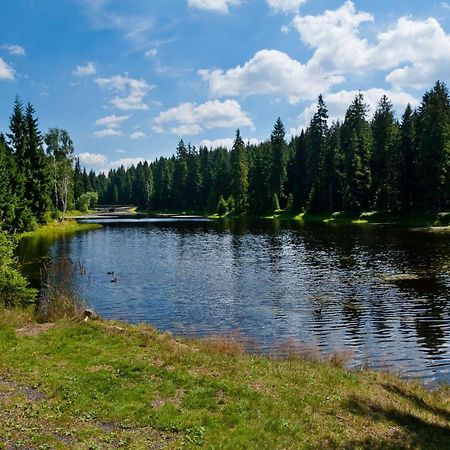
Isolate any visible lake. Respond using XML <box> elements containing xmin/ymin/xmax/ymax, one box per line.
<box><xmin>17</xmin><ymin>218</ymin><xmax>450</xmax><ymax>386</ymax></box>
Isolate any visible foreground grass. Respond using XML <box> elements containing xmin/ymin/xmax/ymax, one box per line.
<box><xmin>0</xmin><ymin>316</ymin><xmax>449</xmax><ymax>449</ymax></box>
<box><xmin>20</xmin><ymin>220</ymin><xmax>102</xmax><ymax>239</ymax></box>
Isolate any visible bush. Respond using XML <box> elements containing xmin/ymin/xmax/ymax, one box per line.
<box><xmin>217</xmin><ymin>196</ymin><xmax>228</xmax><ymax>216</ymax></box>
<box><xmin>77</xmin><ymin>191</ymin><xmax>99</xmax><ymax>212</ymax></box>
<box><xmin>0</xmin><ymin>231</ymin><xmax>36</xmax><ymax>307</ymax></box>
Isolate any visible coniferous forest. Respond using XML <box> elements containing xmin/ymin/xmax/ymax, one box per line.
<box><xmin>1</xmin><ymin>81</ymin><xmax>449</xmax><ymax>232</ymax></box>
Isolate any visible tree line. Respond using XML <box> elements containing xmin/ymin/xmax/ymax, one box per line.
<box><xmin>0</xmin><ymin>81</ymin><xmax>449</xmax><ymax>231</ymax></box>
<box><xmin>94</xmin><ymin>81</ymin><xmax>449</xmax><ymax>216</ymax></box>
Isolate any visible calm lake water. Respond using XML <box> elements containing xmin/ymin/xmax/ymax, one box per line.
<box><xmin>17</xmin><ymin>219</ymin><xmax>450</xmax><ymax>386</ymax></box>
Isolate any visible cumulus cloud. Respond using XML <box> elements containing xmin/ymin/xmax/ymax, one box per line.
<box><xmin>187</xmin><ymin>0</ymin><xmax>240</xmax><ymax>13</ymax></box>
<box><xmin>291</xmin><ymin>88</ymin><xmax>419</xmax><ymax>135</ymax></box>
<box><xmin>129</xmin><ymin>131</ymin><xmax>146</xmax><ymax>140</ymax></box>
<box><xmin>93</xmin><ymin>114</ymin><xmax>130</xmax><ymax>138</ymax></box>
<box><xmin>77</xmin><ymin>152</ymin><xmax>145</xmax><ymax>172</ymax></box>
<box><xmin>1</xmin><ymin>44</ymin><xmax>26</xmax><ymax>56</ymax></box>
<box><xmin>95</xmin><ymin>74</ymin><xmax>153</xmax><ymax>110</ymax></box>
<box><xmin>199</xmin><ymin>49</ymin><xmax>342</xmax><ymax>104</ymax></box>
<box><xmin>266</xmin><ymin>0</ymin><xmax>306</xmax><ymax>14</ymax></box>
<box><xmin>153</xmin><ymin>99</ymin><xmax>254</xmax><ymax>135</ymax></box>
<box><xmin>93</xmin><ymin>128</ymin><xmax>123</xmax><ymax>138</ymax></box>
<box><xmin>291</xmin><ymin>1</ymin><xmax>450</xmax><ymax>89</ymax></box>
<box><xmin>199</xmin><ymin>137</ymin><xmax>260</xmax><ymax>149</ymax></box>
<box><xmin>78</xmin><ymin>152</ymin><xmax>109</xmax><ymax>166</ymax></box>
<box><xmin>95</xmin><ymin>114</ymin><xmax>130</xmax><ymax>128</ymax></box>
<box><xmin>0</xmin><ymin>58</ymin><xmax>14</xmax><ymax>80</ymax></box>
<box><xmin>73</xmin><ymin>62</ymin><xmax>97</xmax><ymax>77</ymax></box>
<box><xmin>200</xmin><ymin>1</ymin><xmax>450</xmax><ymax>104</ymax></box>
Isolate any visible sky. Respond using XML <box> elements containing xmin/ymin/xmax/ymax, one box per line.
<box><xmin>0</xmin><ymin>0</ymin><xmax>449</xmax><ymax>172</ymax></box>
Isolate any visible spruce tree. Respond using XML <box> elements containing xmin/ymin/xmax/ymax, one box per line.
<box><xmin>270</xmin><ymin>118</ymin><xmax>287</xmax><ymax>204</ymax></box>
<box><xmin>24</xmin><ymin>103</ymin><xmax>51</xmax><ymax>220</ymax></box>
<box><xmin>341</xmin><ymin>93</ymin><xmax>373</xmax><ymax>212</ymax></box>
<box><xmin>415</xmin><ymin>81</ymin><xmax>450</xmax><ymax>212</ymax></box>
<box><xmin>230</xmin><ymin>129</ymin><xmax>249</xmax><ymax>212</ymax></box>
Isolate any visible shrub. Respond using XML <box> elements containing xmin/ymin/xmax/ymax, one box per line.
<box><xmin>0</xmin><ymin>231</ymin><xmax>36</xmax><ymax>307</ymax></box>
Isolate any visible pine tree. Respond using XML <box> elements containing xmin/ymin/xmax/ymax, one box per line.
<box><xmin>24</xmin><ymin>103</ymin><xmax>51</xmax><ymax>220</ymax></box>
<box><xmin>416</xmin><ymin>81</ymin><xmax>450</xmax><ymax>212</ymax></box>
<box><xmin>341</xmin><ymin>93</ymin><xmax>373</xmax><ymax>212</ymax></box>
<box><xmin>270</xmin><ymin>118</ymin><xmax>287</xmax><ymax>204</ymax></box>
<box><xmin>371</xmin><ymin>95</ymin><xmax>400</xmax><ymax>211</ymax></box>
<box><xmin>230</xmin><ymin>129</ymin><xmax>249</xmax><ymax>212</ymax></box>
<box><xmin>307</xmin><ymin>95</ymin><xmax>329</xmax><ymax>212</ymax></box>
<box><xmin>397</xmin><ymin>104</ymin><xmax>417</xmax><ymax>210</ymax></box>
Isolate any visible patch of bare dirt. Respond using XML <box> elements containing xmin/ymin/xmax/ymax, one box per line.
<box><xmin>15</xmin><ymin>323</ymin><xmax>55</xmax><ymax>337</ymax></box>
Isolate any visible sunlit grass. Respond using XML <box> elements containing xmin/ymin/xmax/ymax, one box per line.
<box><xmin>0</xmin><ymin>316</ymin><xmax>449</xmax><ymax>449</ymax></box>
<box><xmin>20</xmin><ymin>220</ymin><xmax>102</xmax><ymax>238</ymax></box>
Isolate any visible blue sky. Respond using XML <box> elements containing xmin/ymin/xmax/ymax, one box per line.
<box><xmin>0</xmin><ymin>0</ymin><xmax>449</xmax><ymax>171</ymax></box>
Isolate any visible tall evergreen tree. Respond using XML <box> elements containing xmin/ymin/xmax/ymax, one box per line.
<box><xmin>230</xmin><ymin>129</ymin><xmax>249</xmax><ymax>212</ymax></box>
<box><xmin>397</xmin><ymin>104</ymin><xmax>417</xmax><ymax>210</ymax></box>
<box><xmin>270</xmin><ymin>118</ymin><xmax>287</xmax><ymax>205</ymax></box>
<box><xmin>341</xmin><ymin>93</ymin><xmax>373</xmax><ymax>212</ymax></box>
<box><xmin>415</xmin><ymin>81</ymin><xmax>450</xmax><ymax>212</ymax></box>
<box><xmin>24</xmin><ymin>103</ymin><xmax>51</xmax><ymax>220</ymax></box>
<box><xmin>371</xmin><ymin>95</ymin><xmax>400</xmax><ymax>211</ymax></box>
<box><xmin>307</xmin><ymin>95</ymin><xmax>329</xmax><ymax>212</ymax></box>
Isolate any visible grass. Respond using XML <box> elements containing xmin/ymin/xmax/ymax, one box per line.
<box><xmin>20</xmin><ymin>220</ymin><xmax>102</xmax><ymax>239</ymax></box>
<box><xmin>0</xmin><ymin>314</ymin><xmax>449</xmax><ymax>449</ymax></box>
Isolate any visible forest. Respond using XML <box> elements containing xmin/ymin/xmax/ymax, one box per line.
<box><xmin>0</xmin><ymin>81</ymin><xmax>449</xmax><ymax>232</ymax></box>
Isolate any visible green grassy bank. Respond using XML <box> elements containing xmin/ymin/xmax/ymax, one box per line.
<box><xmin>20</xmin><ymin>220</ymin><xmax>102</xmax><ymax>239</ymax></box>
<box><xmin>141</xmin><ymin>207</ymin><xmax>450</xmax><ymax>229</ymax></box>
<box><xmin>0</xmin><ymin>312</ymin><xmax>449</xmax><ymax>449</ymax></box>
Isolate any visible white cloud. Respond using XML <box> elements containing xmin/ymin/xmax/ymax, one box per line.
<box><xmin>375</xmin><ymin>17</ymin><xmax>450</xmax><ymax>89</ymax></box>
<box><xmin>153</xmin><ymin>99</ymin><xmax>254</xmax><ymax>135</ymax></box>
<box><xmin>291</xmin><ymin>88</ymin><xmax>419</xmax><ymax>135</ymax></box>
<box><xmin>145</xmin><ymin>48</ymin><xmax>158</xmax><ymax>57</ymax></box>
<box><xmin>73</xmin><ymin>62</ymin><xmax>97</xmax><ymax>77</ymax></box>
<box><xmin>187</xmin><ymin>0</ymin><xmax>240</xmax><ymax>13</ymax></box>
<box><xmin>266</xmin><ymin>0</ymin><xmax>306</xmax><ymax>14</ymax></box>
<box><xmin>129</xmin><ymin>131</ymin><xmax>146</xmax><ymax>140</ymax></box>
<box><xmin>93</xmin><ymin>128</ymin><xmax>123</xmax><ymax>138</ymax></box>
<box><xmin>115</xmin><ymin>148</ymin><xmax>126</xmax><ymax>154</ymax></box>
<box><xmin>200</xmin><ymin>1</ymin><xmax>450</xmax><ymax>104</ymax></box>
<box><xmin>440</xmin><ymin>2</ymin><xmax>450</xmax><ymax>10</ymax></box>
<box><xmin>95</xmin><ymin>74</ymin><xmax>152</xmax><ymax>110</ymax></box>
<box><xmin>1</xmin><ymin>44</ymin><xmax>26</xmax><ymax>56</ymax></box>
<box><xmin>200</xmin><ymin>137</ymin><xmax>260</xmax><ymax>148</ymax></box>
<box><xmin>0</xmin><ymin>58</ymin><xmax>14</xmax><ymax>80</ymax></box>
<box><xmin>292</xmin><ymin>1</ymin><xmax>374</xmax><ymax>74</ymax></box>
<box><xmin>78</xmin><ymin>152</ymin><xmax>108</xmax><ymax>166</ymax></box>
<box><xmin>94</xmin><ymin>114</ymin><xmax>130</xmax><ymax>128</ymax></box>
<box><xmin>109</xmin><ymin>157</ymin><xmax>145</xmax><ymax>170</ymax></box>
<box><xmin>77</xmin><ymin>152</ymin><xmax>145</xmax><ymax>172</ymax></box>
<box><xmin>291</xmin><ymin>1</ymin><xmax>450</xmax><ymax>89</ymax></box>
<box><xmin>199</xmin><ymin>49</ymin><xmax>342</xmax><ymax>104</ymax></box>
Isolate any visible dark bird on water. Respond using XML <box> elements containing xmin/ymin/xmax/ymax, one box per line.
<box><xmin>110</xmin><ymin>277</ymin><xmax>118</xmax><ymax>283</ymax></box>
<box><xmin>107</xmin><ymin>271</ymin><xmax>115</xmax><ymax>275</ymax></box>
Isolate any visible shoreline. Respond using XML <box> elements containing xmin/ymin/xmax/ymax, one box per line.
<box><xmin>0</xmin><ymin>312</ymin><xmax>449</xmax><ymax>448</ymax></box>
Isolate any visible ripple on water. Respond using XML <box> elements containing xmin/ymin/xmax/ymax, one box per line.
<box><xmin>17</xmin><ymin>219</ymin><xmax>450</xmax><ymax>386</ymax></box>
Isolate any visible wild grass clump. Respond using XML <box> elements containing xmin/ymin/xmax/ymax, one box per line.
<box><xmin>36</xmin><ymin>258</ymin><xmax>88</xmax><ymax>323</ymax></box>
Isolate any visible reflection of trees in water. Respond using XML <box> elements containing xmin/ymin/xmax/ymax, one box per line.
<box><xmin>414</xmin><ymin>296</ymin><xmax>447</xmax><ymax>356</ymax></box>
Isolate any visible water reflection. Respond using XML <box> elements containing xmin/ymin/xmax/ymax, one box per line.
<box><xmin>17</xmin><ymin>219</ymin><xmax>450</xmax><ymax>385</ymax></box>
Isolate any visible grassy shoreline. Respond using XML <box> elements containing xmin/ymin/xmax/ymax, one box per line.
<box><xmin>141</xmin><ymin>208</ymin><xmax>450</xmax><ymax>229</ymax></box>
<box><xmin>0</xmin><ymin>313</ymin><xmax>449</xmax><ymax>449</ymax></box>
<box><xmin>20</xmin><ymin>220</ymin><xmax>103</xmax><ymax>239</ymax></box>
